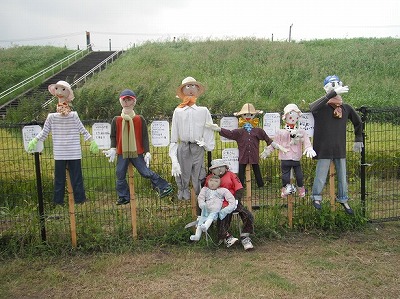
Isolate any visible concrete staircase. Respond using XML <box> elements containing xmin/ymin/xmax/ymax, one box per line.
<box><xmin>0</xmin><ymin>51</ymin><xmax>122</xmax><ymax>119</ymax></box>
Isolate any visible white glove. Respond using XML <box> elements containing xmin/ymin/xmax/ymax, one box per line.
<box><xmin>169</xmin><ymin>142</ymin><xmax>181</xmax><ymax>177</ymax></box>
<box><xmin>353</xmin><ymin>142</ymin><xmax>364</xmax><ymax>153</ymax></box>
<box><xmin>271</xmin><ymin>141</ymin><xmax>289</xmax><ymax>153</ymax></box>
<box><xmin>334</xmin><ymin>85</ymin><xmax>349</xmax><ymax>95</ymax></box>
<box><xmin>102</xmin><ymin>148</ymin><xmax>116</xmax><ymax>163</ymax></box>
<box><xmin>205</xmin><ymin>122</ymin><xmax>221</xmax><ymax>132</ymax></box>
<box><xmin>195</xmin><ymin>138</ymin><xmax>206</xmax><ymax>148</ymax></box>
<box><xmin>144</xmin><ymin>152</ymin><xmax>151</xmax><ymax>167</ymax></box>
<box><xmin>260</xmin><ymin>146</ymin><xmax>274</xmax><ymax>159</ymax></box>
<box><xmin>303</xmin><ymin>147</ymin><xmax>317</xmax><ymax>158</ymax></box>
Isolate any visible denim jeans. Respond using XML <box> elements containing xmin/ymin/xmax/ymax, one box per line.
<box><xmin>311</xmin><ymin>158</ymin><xmax>349</xmax><ymax>203</ymax></box>
<box><xmin>116</xmin><ymin>154</ymin><xmax>170</xmax><ymax>200</ymax></box>
<box><xmin>54</xmin><ymin>159</ymin><xmax>86</xmax><ymax>204</ymax></box>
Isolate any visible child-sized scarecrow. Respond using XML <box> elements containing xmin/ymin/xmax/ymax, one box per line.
<box><xmin>189</xmin><ymin>175</ymin><xmax>236</xmax><ymax>242</ymax></box>
<box><xmin>261</xmin><ymin>104</ymin><xmax>316</xmax><ymax>198</ymax></box>
<box><xmin>169</xmin><ymin>77</ymin><xmax>215</xmax><ymax>200</ymax></box>
<box><xmin>309</xmin><ymin>75</ymin><xmax>363</xmax><ymax>215</ymax></box>
<box><xmin>103</xmin><ymin>89</ymin><xmax>173</xmax><ymax>205</ymax></box>
<box><xmin>28</xmin><ymin>80</ymin><xmax>99</xmax><ymax>204</ymax></box>
<box><xmin>207</xmin><ymin>103</ymin><xmax>288</xmax><ymax>187</ymax></box>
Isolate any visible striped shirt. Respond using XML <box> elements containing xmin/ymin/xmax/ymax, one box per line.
<box><xmin>36</xmin><ymin>112</ymin><xmax>91</xmax><ymax>160</ymax></box>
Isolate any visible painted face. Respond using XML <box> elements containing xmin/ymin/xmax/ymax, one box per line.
<box><xmin>211</xmin><ymin>166</ymin><xmax>227</xmax><ymax>177</ymax></box>
<box><xmin>182</xmin><ymin>84</ymin><xmax>200</xmax><ymax>97</ymax></box>
<box><xmin>119</xmin><ymin>96</ymin><xmax>136</xmax><ymax>109</ymax></box>
<box><xmin>241</xmin><ymin>113</ymin><xmax>255</xmax><ymax>121</ymax></box>
<box><xmin>207</xmin><ymin>176</ymin><xmax>221</xmax><ymax>190</ymax></box>
<box><xmin>284</xmin><ymin>110</ymin><xmax>300</xmax><ymax>125</ymax></box>
<box><xmin>324</xmin><ymin>80</ymin><xmax>343</xmax><ymax>93</ymax></box>
<box><xmin>55</xmin><ymin>86</ymin><xmax>71</xmax><ymax>103</ymax></box>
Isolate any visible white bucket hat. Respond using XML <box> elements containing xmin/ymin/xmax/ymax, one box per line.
<box><xmin>209</xmin><ymin>159</ymin><xmax>229</xmax><ymax>170</ymax></box>
<box><xmin>48</xmin><ymin>80</ymin><xmax>74</xmax><ymax>102</ymax></box>
<box><xmin>176</xmin><ymin>77</ymin><xmax>205</xmax><ymax>99</ymax></box>
<box><xmin>282</xmin><ymin>104</ymin><xmax>301</xmax><ymax>120</ymax></box>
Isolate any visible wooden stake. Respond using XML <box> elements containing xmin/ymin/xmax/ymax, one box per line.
<box><xmin>245</xmin><ymin>164</ymin><xmax>252</xmax><ymax>212</ymax></box>
<box><xmin>66</xmin><ymin>169</ymin><xmax>77</xmax><ymax>248</ymax></box>
<box><xmin>128</xmin><ymin>164</ymin><xmax>137</xmax><ymax>239</ymax></box>
<box><xmin>329</xmin><ymin>161</ymin><xmax>336</xmax><ymax>212</ymax></box>
<box><xmin>191</xmin><ymin>187</ymin><xmax>197</xmax><ymax>219</ymax></box>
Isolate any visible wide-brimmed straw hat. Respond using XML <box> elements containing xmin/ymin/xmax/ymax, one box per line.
<box><xmin>209</xmin><ymin>159</ymin><xmax>229</xmax><ymax>170</ymax></box>
<box><xmin>48</xmin><ymin>81</ymin><xmax>74</xmax><ymax>102</ymax></box>
<box><xmin>234</xmin><ymin>103</ymin><xmax>263</xmax><ymax>116</ymax></box>
<box><xmin>176</xmin><ymin>77</ymin><xmax>205</xmax><ymax>99</ymax></box>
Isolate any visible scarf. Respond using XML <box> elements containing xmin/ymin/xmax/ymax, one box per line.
<box><xmin>327</xmin><ymin>95</ymin><xmax>343</xmax><ymax>118</ymax></box>
<box><xmin>177</xmin><ymin>96</ymin><xmax>197</xmax><ymax>108</ymax></box>
<box><xmin>56</xmin><ymin>102</ymin><xmax>71</xmax><ymax>116</ymax></box>
<box><xmin>121</xmin><ymin>110</ymin><xmax>138</xmax><ymax>158</ymax></box>
<box><xmin>238</xmin><ymin>117</ymin><xmax>259</xmax><ymax>128</ymax></box>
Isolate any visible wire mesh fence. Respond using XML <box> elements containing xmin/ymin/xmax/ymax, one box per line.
<box><xmin>0</xmin><ymin>107</ymin><xmax>399</xmax><ymax>248</ymax></box>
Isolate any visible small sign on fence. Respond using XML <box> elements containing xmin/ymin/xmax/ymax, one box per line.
<box><xmin>222</xmin><ymin>148</ymin><xmax>239</xmax><ymax>173</ymax></box>
<box><xmin>263</xmin><ymin>113</ymin><xmax>281</xmax><ymax>137</ymax></box>
<box><xmin>22</xmin><ymin>125</ymin><xmax>44</xmax><ymax>153</ymax></box>
<box><xmin>298</xmin><ymin>112</ymin><xmax>314</xmax><ymax>137</ymax></box>
<box><xmin>151</xmin><ymin>120</ymin><xmax>169</xmax><ymax>147</ymax></box>
<box><xmin>92</xmin><ymin>123</ymin><xmax>111</xmax><ymax>149</ymax></box>
<box><xmin>220</xmin><ymin>117</ymin><xmax>238</xmax><ymax>142</ymax></box>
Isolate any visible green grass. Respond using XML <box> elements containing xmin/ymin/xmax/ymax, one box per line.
<box><xmin>2</xmin><ymin>37</ymin><xmax>400</xmax><ymax>122</ymax></box>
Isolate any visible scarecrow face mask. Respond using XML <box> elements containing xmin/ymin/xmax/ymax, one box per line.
<box><xmin>324</xmin><ymin>80</ymin><xmax>343</xmax><ymax>93</ymax></box>
<box><xmin>211</xmin><ymin>166</ymin><xmax>227</xmax><ymax>176</ymax></box>
<box><xmin>207</xmin><ymin>177</ymin><xmax>221</xmax><ymax>190</ymax></box>
<box><xmin>55</xmin><ymin>86</ymin><xmax>71</xmax><ymax>103</ymax></box>
<box><xmin>182</xmin><ymin>84</ymin><xmax>200</xmax><ymax>97</ymax></box>
<box><xmin>119</xmin><ymin>96</ymin><xmax>136</xmax><ymax>109</ymax></box>
<box><xmin>241</xmin><ymin>113</ymin><xmax>255</xmax><ymax>121</ymax></box>
<box><xmin>284</xmin><ymin>110</ymin><xmax>300</xmax><ymax>125</ymax></box>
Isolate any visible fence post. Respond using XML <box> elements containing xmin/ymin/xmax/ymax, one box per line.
<box><xmin>128</xmin><ymin>164</ymin><xmax>138</xmax><ymax>239</ymax></box>
<box><xmin>359</xmin><ymin>106</ymin><xmax>368</xmax><ymax>218</ymax></box>
<box><xmin>66</xmin><ymin>168</ymin><xmax>77</xmax><ymax>248</ymax></box>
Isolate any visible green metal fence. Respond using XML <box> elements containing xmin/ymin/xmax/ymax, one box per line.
<box><xmin>0</xmin><ymin>107</ymin><xmax>399</xmax><ymax>248</ymax></box>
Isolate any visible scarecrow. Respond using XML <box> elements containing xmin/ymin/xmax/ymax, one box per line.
<box><xmin>169</xmin><ymin>77</ymin><xmax>215</xmax><ymax>200</ymax></box>
<box><xmin>103</xmin><ymin>89</ymin><xmax>173</xmax><ymax>205</ymax></box>
<box><xmin>28</xmin><ymin>80</ymin><xmax>98</xmax><ymax>204</ymax></box>
<box><xmin>207</xmin><ymin>103</ymin><xmax>288</xmax><ymax>187</ymax></box>
<box><xmin>309</xmin><ymin>75</ymin><xmax>363</xmax><ymax>215</ymax></box>
<box><xmin>189</xmin><ymin>175</ymin><xmax>236</xmax><ymax>242</ymax></box>
<box><xmin>260</xmin><ymin>104</ymin><xmax>316</xmax><ymax>198</ymax></box>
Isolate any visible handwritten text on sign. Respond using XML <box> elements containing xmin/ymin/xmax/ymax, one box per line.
<box><xmin>151</xmin><ymin>121</ymin><xmax>170</xmax><ymax>147</ymax></box>
<box><xmin>92</xmin><ymin>123</ymin><xmax>111</xmax><ymax>149</ymax></box>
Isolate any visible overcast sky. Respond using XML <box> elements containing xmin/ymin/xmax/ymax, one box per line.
<box><xmin>1</xmin><ymin>0</ymin><xmax>399</xmax><ymax>51</ymax></box>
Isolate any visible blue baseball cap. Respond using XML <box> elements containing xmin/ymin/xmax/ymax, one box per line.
<box><xmin>323</xmin><ymin>75</ymin><xmax>340</xmax><ymax>86</ymax></box>
<box><xmin>119</xmin><ymin>89</ymin><xmax>136</xmax><ymax>98</ymax></box>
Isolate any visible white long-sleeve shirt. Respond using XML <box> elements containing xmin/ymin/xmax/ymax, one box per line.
<box><xmin>35</xmin><ymin>112</ymin><xmax>91</xmax><ymax>160</ymax></box>
<box><xmin>170</xmin><ymin>104</ymin><xmax>215</xmax><ymax>151</ymax></box>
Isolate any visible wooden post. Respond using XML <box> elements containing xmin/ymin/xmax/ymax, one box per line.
<box><xmin>191</xmin><ymin>188</ymin><xmax>197</xmax><ymax>219</ymax></box>
<box><xmin>128</xmin><ymin>164</ymin><xmax>137</xmax><ymax>239</ymax></box>
<box><xmin>245</xmin><ymin>164</ymin><xmax>252</xmax><ymax>212</ymax></box>
<box><xmin>287</xmin><ymin>169</ymin><xmax>295</xmax><ymax>228</ymax></box>
<box><xmin>66</xmin><ymin>169</ymin><xmax>77</xmax><ymax>248</ymax></box>
<box><xmin>329</xmin><ymin>161</ymin><xmax>336</xmax><ymax>212</ymax></box>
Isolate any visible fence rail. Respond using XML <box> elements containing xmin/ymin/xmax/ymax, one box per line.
<box><xmin>0</xmin><ymin>107</ymin><xmax>399</xmax><ymax>248</ymax></box>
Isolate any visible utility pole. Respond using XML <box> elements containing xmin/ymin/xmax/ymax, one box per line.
<box><xmin>289</xmin><ymin>24</ymin><xmax>293</xmax><ymax>42</ymax></box>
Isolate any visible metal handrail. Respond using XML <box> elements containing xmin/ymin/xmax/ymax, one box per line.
<box><xmin>0</xmin><ymin>44</ymin><xmax>93</xmax><ymax>101</ymax></box>
<box><xmin>41</xmin><ymin>50</ymin><xmax>122</xmax><ymax>108</ymax></box>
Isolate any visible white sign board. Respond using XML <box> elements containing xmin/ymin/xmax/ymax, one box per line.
<box><xmin>222</xmin><ymin>148</ymin><xmax>239</xmax><ymax>174</ymax></box>
<box><xmin>92</xmin><ymin>123</ymin><xmax>111</xmax><ymax>150</ymax></box>
<box><xmin>22</xmin><ymin>125</ymin><xmax>44</xmax><ymax>153</ymax></box>
<box><xmin>151</xmin><ymin>120</ymin><xmax>169</xmax><ymax>147</ymax></box>
<box><xmin>220</xmin><ymin>117</ymin><xmax>238</xmax><ymax>142</ymax></box>
<box><xmin>298</xmin><ymin>112</ymin><xmax>314</xmax><ymax>138</ymax></box>
<box><xmin>263</xmin><ymin>113</ymin><xmax>281</xmax><ymax>137</ymax></box>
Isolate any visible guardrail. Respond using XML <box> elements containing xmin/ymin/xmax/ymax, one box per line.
<box><xmin>41</xmin><ymin>50</ymin><xmax>122</xmax><ymax>108</ymax></box>
<box><xmin>0</xmin><ymin>44</ymin><xmax>93</xmax><ymax>105</ymax></box>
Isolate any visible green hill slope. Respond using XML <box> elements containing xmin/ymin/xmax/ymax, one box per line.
<box><xmin>10</xmin><ymin>38</ymin><xmax>400</xmax><ymax>121</ymax></box>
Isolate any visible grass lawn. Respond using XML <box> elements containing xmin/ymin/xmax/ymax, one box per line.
<box><xmin>1</xmin><ymin>221</ymin><xmax>399</xmax><ymax>299</ymax></box>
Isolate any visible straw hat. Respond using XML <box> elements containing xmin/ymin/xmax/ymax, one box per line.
<box><xmin>176</xmin><ymin>77</ymin><xmax>205</xmax><ymax>99</ymax></box>
<box><xmin>234</xmin><ymin>103</ymin><xmax>263</xmax><ymax>116</ymax></box>
<box><xmin>48</xmin><ymin>81</ymin><xmax>74</xmax><ymax>102</ymax></box>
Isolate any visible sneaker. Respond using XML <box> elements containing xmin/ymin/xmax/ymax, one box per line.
<box><xmin>281</xmin><ymin>184</ymin><xmax>294</xmax><ymax>198</ymax></box>
<box><xmin>224</xmin><ymin>235</ymin><xmax>238</xmax><ymax>248</ymax></box>
<box><xmin>241</xmin><ymin>237</ymin><xmax>254</xmax><ymax>250</ymax></box>
<box><xmin>116</xmin><ymin>197</ymin><xmax>130</xmax><ymax>205</ymax></box>
<box><xmin>298</xmin><ymin>186</ymin><xmax>306</xmax><ymax>198</ymax></box>
<box><xmin>159</xmin><ymin>185</ymin><xmax>173</xmax><ymax>198</ymax></box>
